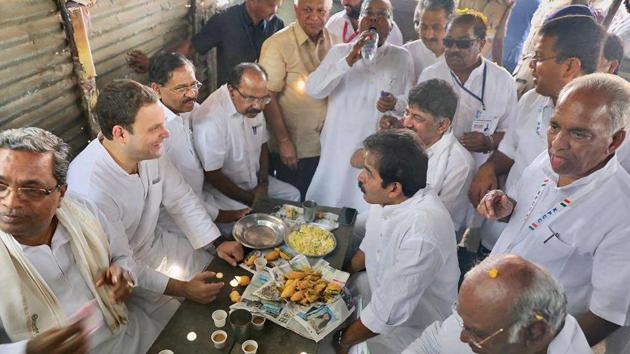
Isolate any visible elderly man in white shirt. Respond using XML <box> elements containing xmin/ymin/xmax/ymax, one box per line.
<box><xmin>468</xmin><ymin>15</ymin><xmax>609</xmax><ymax>252</ymax></box>
<box><xmin>326</xmin><ymin>0</ymin><xmax>403</xmax><ymax>45</ymax></box>
<box><xmin>478</xmin><ymin>73</ymin><xmax>630</xmax><ymax>349</ymax></box>
<box><xmin>305</xmin><ymin>0</ymin><xmax>414</xmax><ymax>211</ymax></box>
<box><xmin>403</xmin><ymin>254</ymin><xmax>593</xmax><ymax>354</ymax></box>
<box><xmin>404</xmin><ymin>0</ymin><xmax>453</xmax><ymax>78</ymax></box>
<box><xmin>68</xmin><ymin>80</ymin><xmax>244</xmax><ymax>313</ymax></box>
<box><xmin>0</xmin><ymin>128</ymin><xmax>163</xmax><ymax>354</ymax></box>
<box><xmin>147</xmin><ymin>52</ymin><xmax>250</xmax><ymax>234</ymax></box>
<box><xmin>418</xmin><ymin>11</ymin><xmax>517</xmax><ymax>167</ymax></box>
<box><xmin>335</xmin><ymin>130</ymin><xmax>459</xmax><ymax>354</ymax></box>
<box><xmin>192</xmin><ymin>63</ymin><xmax>300</xmax><ymax>210</ymax></box>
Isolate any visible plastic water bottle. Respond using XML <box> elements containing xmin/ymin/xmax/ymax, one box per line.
<box><xmin>361</xmin><ymin>27</ymin><xmax>379</xmax><ymax>63</ymax></box>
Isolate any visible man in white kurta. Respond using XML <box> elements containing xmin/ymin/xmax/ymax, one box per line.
<box><xmin>192</xmin><ymin>64</ymin><xmax>300</xmax><ymax>210</ymax></box>
<box><xmin>478</xmin><ymin>74</ymin><xmax>630</xmax><ymax>349</ymax></box>
<box><xmin>403</xmin><ymin>0</ymin><xmax>452</xmax><ymax>78</ymax></box>
<box><xmin>326</xmin><ymin>0</ymin><xmax>403</xmax><ymax>45</ymax></box>
<box><xmin>305</xmin><ymin>0</ymin><xmax>414</xmax><ymax>211</ymax></box>
<box><xmin>403</xmin><ymin>255</ymin><xmax>593</xmax><ymax>354</ymax></box>
<box><xmin>337</xmin><ymin>130</ymin><xmax>459</xmax><ymax>354</ymax></box>
<box><xmin>68</xmin><ymin>80</ymin><xmax>243</xmax><ymax>309</ymax></box>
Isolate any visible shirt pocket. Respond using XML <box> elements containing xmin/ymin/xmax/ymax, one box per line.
<box><xmin>525</xmin><ymin>229</ymin><xmax>576</xmax><ymax>281</ymax></box>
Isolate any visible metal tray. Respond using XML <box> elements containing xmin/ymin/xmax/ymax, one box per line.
<box><xmin>232</xmin><ymin>213</ymin><xmax>287</xmax><ymax>249</ymax></box>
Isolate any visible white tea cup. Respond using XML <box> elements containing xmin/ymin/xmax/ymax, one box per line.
<box><xmin>212</xmin><ymin>310</ymin><xmax>227</xmax><ymax>328</ymax></box>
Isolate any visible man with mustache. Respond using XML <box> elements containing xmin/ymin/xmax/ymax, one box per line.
<box><xmin>325</xmin><ymin>0</ymin><xmax>404</xmax><ymax>45</ymax></box>
<box><xmin>148</xmin><ymin>52</ymin><xmax>250</xmax><ymax>233</ymax></box>
<box><xmin>477</xmin><ymin>73</ymin><xmax>630</xmax><ymax>349</ymax></box>
<box><xmin>404</xmin><ymin>0</ymin><xmax>454</xmax><ymax>77</ymax></box>
<box><xmin>191</xmin><ymin>63</ymin><xmax>300</xmax><ymax>210</ymax></box>
<box><xmin>336</xmin><ymin>129</ymin><xmax>459</xmax><ymax>354</ymax></box>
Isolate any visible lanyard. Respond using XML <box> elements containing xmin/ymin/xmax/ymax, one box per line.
<box><xmin>450</xmin><ymin>63</ymin><xmax>487</xmax><ymax>111</ymax></box>
<box><xmin>342</xmin><ymin>21</ymin><xmax>357</xmax><ymax>43</ymax></box>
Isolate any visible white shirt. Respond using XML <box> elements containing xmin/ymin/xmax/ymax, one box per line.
<box><xmin>305</xmin><ymin>42</ymin><xmax>414</xmax><ymax>211</ymax></box>
<box><xmin>67</xmin><ymin>139</ymin><xmax>220</xmax><ymax>294</ymax></box>
<box><xmin>402</xmin><ymin>313</ymin><xmax>592</xmax><ymax>354</ymax></box>
<box><xmin>492</xmin><ymin>152</ymin><xmax>630</xmax><ymax>327</ymax></box>
<box><xmin>325</xmin><ymin>10</ymin><xmax>404</xmax><ymax>46</ymax></box>
<box><xmin>418</xmin><ymin>58</ymin><xmax>518</xmax><ymax>166</ymax></box>
<box><xmin>192</xmin><ymin>84</ymin><xmax>269</xmax><ymax>210</ymax></box>
<box><xmin>160</xmin><ymin>102</ymin><xmax>219</xmax><ymax>231</ymax></box>
<box><xmin>359</xmin><ymin>188</ymin><xmax>459</xmax><ymax>353</ymax></box>
<box><xmin>403</xmin><ymin>39</ymin><xmax>441</xmax><ymax>80</ymax></box>
<box><xmin>427</xmin><ymin>131</ymin><xmax>475</xmax><ymax>231</ymax></box>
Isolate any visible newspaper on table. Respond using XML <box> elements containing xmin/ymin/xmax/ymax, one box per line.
<box><xmin>231</xmin><ymin>254</ymin><xmax>355</xmax><ymax>342</ymax></box>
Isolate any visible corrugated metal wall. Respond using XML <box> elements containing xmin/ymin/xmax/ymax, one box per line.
<box><xmin>88</xmin><ymin>0</ymin><xmax>192</xmax><ymax>88</ymax></box>
<box><xmin>0</xmin><ymin>0</ymin><xmax>90</xmax><ymax>154</ymax></box>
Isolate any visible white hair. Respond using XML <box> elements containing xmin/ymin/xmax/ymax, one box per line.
<box><xmin>293</xmin><ymin>0</ymin><xmax>333</xmax><ymax>9</ymax></box>
<box><xmin>360</xmin><ymin>0</ymin><xmax>394</xmax><ymax>26</ymax></box>
<box><xmin>558</xmin><ymin>73</ymin><xmax>630</xmax><ymax>135</ymax></box>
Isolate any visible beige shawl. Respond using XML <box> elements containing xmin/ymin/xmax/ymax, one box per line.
<box><xmin>0</xmin><ymin>197</ymin><xmax>127</xmax><ymax>341</ymax></box>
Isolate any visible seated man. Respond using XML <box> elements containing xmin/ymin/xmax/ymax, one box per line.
<box><xmin>377</xmin><ymin>79</ymin><xmax>474</xmax><ymax>232</ymax></box>
<box><xmin>192</xmin><ymin>63</ymin><xmax>300</xmax><ymax>210</ymax></box>
<box><xmin>148</xmin><ymin>52</ymin><xmax>250</xmax><ymax>233</ymax></box>
<box><xmin>477</xmin><ymin>73</ymin><xmax>630</xmax><ymax>348</ymax></box>
<box><xmin>0</xmin><ymin>128</ymin><xmax>160</xmax><ymax>354</ymax></box>
<box><xmin>68</xmin><ymin>80</ymin><xmax>244</xmax><ymax>309</ymax></box>
<box><xmin>336</xmin><ymin>130</ymin><xmax>459</xmax><ymax>354</ymax></box>
<box><xmin>403</xmin><ymin>254</ymin><xmax>592</xmax><ymax>354</ymax></box>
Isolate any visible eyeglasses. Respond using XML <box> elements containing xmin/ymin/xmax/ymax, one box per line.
<box><xmin>443</xmin><ymin>37</ymin><xmax>477</xmax><ymax>49</ymax></box>
<box><xmin>164</xmin><ymin>81</ymin><xmax>203</xmax><ymax>95</ymax></box>
<box><xmin>232</xmin><ymin>86</ymin><xmax>272</xmax><ymax>105</ymax></box>
<box><xmin>452</xmin><ymin>303</ymin><xmax>506</xmax><ymax>349</ymax></box>
<box><xmin>0</xmin><ymin>183</ymin><xmax>62</xmax><ymax>201</ymax></box>
<box><xmin>361</xmin><ymin>9</ymin><xmax>391</xmax><ymax>19</ymax></box>
<box><xmin>529</xmin><ymin>53</ymin><xmax>558</xmax><ymax>63</ymax></box>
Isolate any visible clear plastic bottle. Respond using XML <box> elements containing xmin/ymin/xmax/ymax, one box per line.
<box><xmin>361</xmin><ymin>27</ymin><xmax>379</xmax><ymax>63</ymax></box>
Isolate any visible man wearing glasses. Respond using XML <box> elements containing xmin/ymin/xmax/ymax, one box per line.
<box><xmin>191</xmin><ymin>63</ymin><xmax>300</xmax><ymax>210</ymax></box>
<box><xmin>469</xmin><ymin>15</ymin><xmax>608</xmax><ymax>252</ymax></box>
<box><xmin>403</xmin><ymin>254</ymin><xmax>591</xmax><ymax>354</ymax></box>
<box><xmin>304</xmin><ymin>0</ymin><xmax>414</xmax><ymax>212</ymax></box>
<box><xmin>404</xmin><ymin>0</ymin><xmax>454</xmax><ymax>78</ymax></box>
<box><xmin>148</xmin><ymin>52</ymin><xmax>251</xmax><ymax>234</ymax></box>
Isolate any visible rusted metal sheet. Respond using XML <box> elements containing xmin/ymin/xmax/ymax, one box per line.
<box><xmin>0</xmin><ymin>0</ymin><xmax>90</xmax><ymax>155</ymax></box>
<box><xmin>88</xmin><ymin>0</ymin><xmax>192</xmax><ymax>87</ymax></box>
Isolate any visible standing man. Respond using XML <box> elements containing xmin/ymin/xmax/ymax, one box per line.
<box><xmin>469</xmin><ymin>15</ymin><xmax>607</xmax><ymax>251</ymax></box>
<box><xmin>259</xmin><ymin>0</ymin><xmax>337</xmax><ymax>199</ymax></box>
<box><xmin>0</xmin><ymin>128</ymin><xmax>161</xmax><ymax>354</ymax></box>
<box><xmin>326</xmin><ymin>0</ymin><xmax>404</xmax><ymax>45</ymax></box>
<box><xmin>148</xmin><ymin>52</ymin><xmax>250</xmax><ymax>233</ymax></box>
<box><xmin>418</xmin><ymin>11</ymin><xmax>517</xmax><ymax>167</ymax></box>
<box><xmin>404</xmin><ymin>0</ymin><xmax>453</xmax><ymax>78</ymax></box>
<box><xmin>305</xmin><ymin>0</ymin><xmax>414</xmax><ymax>211</ymax></box>
<box><xmin>478</xmin><ymin>73</ymin><xmax>630</xmax><ymax>349</ymax></box>
<box><xmin>336</xmin><ymin>130</ymin><xmax>459</xmax><ymax>354</ymax></box>
<box><xmin>192</xmin><ymin>63</ymin><xmax>300</xmax><ymax>210</ymax></box>
<box><xmin>127</xmin><ymin>0</ymin><xmax>284</xmax><ymax>87</ymax></box>
<box><xmin>68</xmin><ymin>80</ymin><xmax>244</xmax><ymax>308</ymax></box>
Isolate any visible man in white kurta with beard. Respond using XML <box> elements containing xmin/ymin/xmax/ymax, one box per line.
<box><xmin>305</xmin><ymin>0</ymin><xmax>414</xmax><ymax>211</ymax></box>
<box><xmin>0</xmin><ymin>128</ymin><xmax>160</xmax><ymax>354</ymax></box>
<box><xmin>68</xmin><ymin>80</ymin><xmax>244</xmax><ymax>315</ymax></box>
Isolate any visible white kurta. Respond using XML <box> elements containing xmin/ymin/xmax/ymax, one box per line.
<box><xmin>427</xmin><ymin>131</ymin><xmax>475</xmax><ymax>231</ymax></box>
<box><xmin>305</xmin><ymin>42</ymin><xmax>414</xmax><ymax>211</ymax></box>
<box><xmin>402</xmin><ymin>313</ymin><xmax>592</xmax><ymax>354</ymax></box>
<box><xmin>492</xmin><ymin>152</ymin><xmax>630</xmax><ymax>331</ymax></box>
<box><xmin>0</xmin><ymin>215</ymin><xmax>168</xmax><ymax>354</ymax></box>
<box><xmin>418</xmin><ymin>58</ymin><xmax>518</xmax><ymax>167</ymax></box>
<box><xmin>191</xmin><ymin>84</ymin><xmax>300</xmax><ymax>210</ymax></box>
<box><xmin>325</xmin><ymin>10</ymin><xmax>404</xmax><ymax>46</ymax></box>
<box><xmin>403</xmin><ymin>39</ymin><xmax>441</xmax><ymax>80</ymax></box>
<box><xmin>159</xmin><ymin>102</ymin><xmax>219</xmax><ymax>236</ymax></box>
<box><xmin>67</xmin><ymin>139</ymin><xmax>220</xmax><ymax>295</ymax></box>
<box><xmin>480</xmin><ymin>89</ymin><xmax>553</xmax><ymax>249</ymax></box>
<box><xmin>356</xmin><ymin>188</ymin><xmax>459</xmax><ymax>353</ymax></box>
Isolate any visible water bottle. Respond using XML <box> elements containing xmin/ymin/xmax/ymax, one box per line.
<box><xmin>361</xmin><ymin>27</ymin><xmax>379</xmax><ymax>63</ymax></box>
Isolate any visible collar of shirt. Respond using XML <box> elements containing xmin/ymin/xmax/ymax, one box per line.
<box><xmin>381</xmin><ymin>187</ymin><xmax>429</xmax><ymax>220</ymax></box>
<box><xmin>19</xmin><ymin>221</ymin><xmax>69</xmax><ymax>254</ymax></box>
<box><xmin>294</xmin><ymin>22</ymin><xmax>315</xmax><ymax>46</ymax></box>
<box><xmin>218</xmin><ymin>84</ymin><xmax>243</xmax><ymax>119</ymax></box>
<box><xmin>426</xmin><ymin>130</ymin><xmax>455</xmax><ymax>159</ymax></box>
<box><xmin>541</xmin><ymin>151</ymin><xmax>619</xmax><ymax>192</ymax></box>
<box><xmin>456</xmin><ymin>57</ymin><xmax>488</xmax><ymax>86</ymax></box>
<box><xmin>240</xmin><ymin>2</ymin><xmax>266</xmax><ymax>30</ymax></box>
<box><xmin>547</xmin><ymin>314</ymin><xmax>591</xmax><ymax>353</ymax></box>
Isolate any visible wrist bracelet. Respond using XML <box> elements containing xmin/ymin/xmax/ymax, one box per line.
<box><xmin>486</xmin><ymin>134</ymin><xmax>495</xmax><ymax>152</ymax></box>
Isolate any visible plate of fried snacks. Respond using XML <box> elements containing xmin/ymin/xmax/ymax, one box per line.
<box><xmin>279</xmin><ymin>268</ymin><xmax>342</xmax><ymax>305</ymax></box>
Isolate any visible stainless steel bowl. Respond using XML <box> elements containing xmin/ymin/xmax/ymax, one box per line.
<box><xmin>232</xmin><ymin>213</ymin><xmax>287</xmax><ymax>249</ymax></box>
